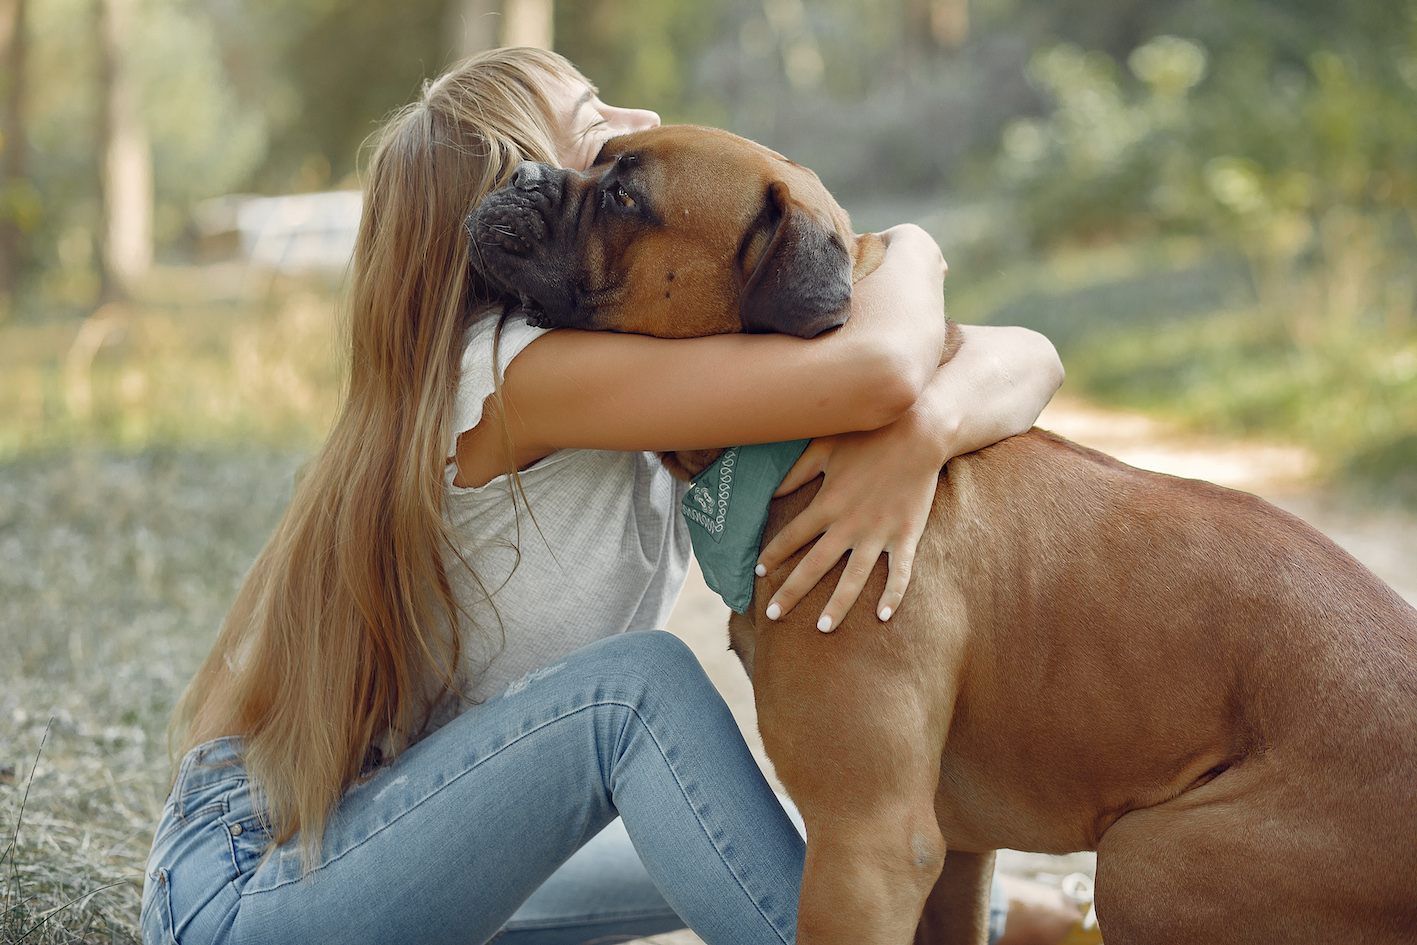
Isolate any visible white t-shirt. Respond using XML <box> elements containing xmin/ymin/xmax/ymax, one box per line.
<box><xmin>423</xmin><ymin>309</ymin><xmax>692</xmax><ymax>730</ymax></box>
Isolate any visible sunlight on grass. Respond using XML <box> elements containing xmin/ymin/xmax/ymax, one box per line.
<box><xmin>0</xmin><ymin>271</ymin><xmax>345</xmax><ymax>461</ymax></box>
<box><xmin>951</xmin><ymin>239</ymin><xmax>1417</xmax><ymax>504</ymax></box>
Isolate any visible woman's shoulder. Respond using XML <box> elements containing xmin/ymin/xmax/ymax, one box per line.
<box><xmin>449</xmin><ymin>307</ymin><xmax>550</xmax><ymax>457</ymax></box>
<box><xmin>461</xmin><ymin>307</ymin><xmax>549</xmax><ymax>374</ymax></box>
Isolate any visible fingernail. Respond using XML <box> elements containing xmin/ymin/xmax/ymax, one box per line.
<box><xmin>765</xmin><ymin>602</ymin><xmax>781</xmax><ymax>620</ymax></box>
<box><xmin>879</xmin><ymin>606</ymin><xmax>892</xmax><ymax>621</ymax></box>
<box><xmin>755</xmin><ymin>563</ymin><xmax>767</xmax><ymax>577</ymax></box>
<box><xmin>817</xmin><ymin>615</ymin><xmax>833</xmax><ymax>633</ymax></box>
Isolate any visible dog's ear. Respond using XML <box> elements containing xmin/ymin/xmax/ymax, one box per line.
<box><xmin>738</xmin><ymin>182</ymin><xmax>853</xmax><ymax>338</ymax></box>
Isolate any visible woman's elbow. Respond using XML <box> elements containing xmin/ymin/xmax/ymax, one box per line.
<box><xmin>1029</xmin><ymin>328</ymin><xmax>1066</xmax><ymax>397</ymax></box>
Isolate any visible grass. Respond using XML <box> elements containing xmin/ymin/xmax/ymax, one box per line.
<box><xmin>0</xmin><ymin>246</ymin><xmax>1411</xmax><ymax>941</ymax></box>
<box><xmin>0</xmin><ymin>448</ymin><xmax>307</xmax><ymax>943</ymax></box>
<box><xmin>0</xmin><ymin>267</ymin><xmax>342</xmax><ymax>460</ymax></box>
<box><xmin>3</xmin><ymin>723</ymin><xmax>129</xmax><ymax>944</ymax></box>
<box><xmin>0</xmin><ymin>269</ymin><xmax>341</xmax><ymax>942</ymax></box>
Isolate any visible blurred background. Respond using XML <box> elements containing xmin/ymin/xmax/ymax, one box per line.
<box><xmin>1</xmin><ymin>0</ymin><xmax>1414</xmax><ymax>498</ymax></box>
<box><xmin>1</xmin><ymin>0</ymin><xmax>1415</xmax><ymax>941</ymax></box>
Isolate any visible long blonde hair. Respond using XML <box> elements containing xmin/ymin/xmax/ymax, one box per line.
<box><xmin>171</xmin><ymin>47</ymin><xmax>587</xmax><ymax>864</ymax></box>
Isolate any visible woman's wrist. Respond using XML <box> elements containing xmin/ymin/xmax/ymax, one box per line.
<box><xmin>839</xmin><ymin>224</ymin><xmax>948</xmax><ymax>418</ymax></box>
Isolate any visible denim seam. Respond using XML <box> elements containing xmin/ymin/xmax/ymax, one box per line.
<box><xmin>179</xmin><ymin>771</ymin><xmax>245</xmax><ymax>801</ymax></box>
<box><xmin>620</xmin><ymin>702</ymin><xmax>794</xmax><ymax>945</ymax></box>
<box><xmin>240</xmin><ymin>695</ymin><xmax>793</xmax><ymax>942</ymax></box>
<box><xmin>155</xmin><ymin>795</ymin><xmax>229</xmax><ymax>851</ymax></box>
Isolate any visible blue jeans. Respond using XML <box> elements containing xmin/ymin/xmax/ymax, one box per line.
<box><xmin>142</xmin><ymin>631</ymin><xmax>1006</xmax><ymax>944</ymax></box>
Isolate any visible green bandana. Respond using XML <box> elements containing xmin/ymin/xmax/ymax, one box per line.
<box><xmin>681</xmin><ymin>439</ymin><xmax>810</xmax><ymax>614</ymax></box>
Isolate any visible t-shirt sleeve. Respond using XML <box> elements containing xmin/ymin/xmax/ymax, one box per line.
<box><xmin>448</xmin><ymin>309</ymin><xmax>550</xmax><ymax>458</ymax></box>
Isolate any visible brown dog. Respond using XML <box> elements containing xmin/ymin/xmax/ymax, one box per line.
<box><xmin>466</xmin><ymin>125</ymin><xmax>1417</xmax><ymax>944</ymax></box>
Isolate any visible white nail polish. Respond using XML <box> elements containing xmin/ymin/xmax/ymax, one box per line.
<box><xmin>765</xmin><ymin>602</ymin><xmax>781</xmax><ymax>620</ymax></box>
<box><xmin>755</xmin><ymin>563</ymin><xmax>767</xmax><ymax>577</ymax></box>
<box><xmin>879</xmin><ymin>606</ymin><xmax>892</xmax><ymax>621</ymax></box>
<box><xmin>817</xmin><ymin>615</ymin><xmax>833</xmax><ymax>633</ymax></box>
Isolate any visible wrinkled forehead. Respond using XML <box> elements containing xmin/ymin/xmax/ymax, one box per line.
<box><xmin>596</xmin><ymin>125</ymin><xmax>848</xmax><ymax>231</ymax></box>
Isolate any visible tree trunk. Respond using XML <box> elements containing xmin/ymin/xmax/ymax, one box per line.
<box><xmin>906</xmin><ymin>0</ymin><xmax>969</xmax><ymax>60</ymax></box>
<box><xmin>449</xmin><ymin>0</ymin><xmax>552</xmax><ymax>60</ymax></box>
<box><xmin>500</xmin><ymin>0</ymin><xmax>552</xmax><ymax>50</ymax></box>
<box><xmin>930</xmin><ymin>0</ymin><xmax>969</xmax><ymax>48</ymax></box>
<box><xmin>449</xmin><ymin>0</ymin><xmax>501</xmax><ymax>59</ymax></box>
<box><xmin>97</xmin><ymin>0</ymin><xmax>151</xmax><ymax>302</ymax></box>
<box><xmin>0</xmin><ymin>0</ymin><xmax>25</xmax><ymax>298</ymax></box>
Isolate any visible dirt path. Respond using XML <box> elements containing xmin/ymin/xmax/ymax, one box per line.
<box><xmin>640</xmin><ymin>398</ymin><xmax>1416</xmax><ymax>945</ymax></box>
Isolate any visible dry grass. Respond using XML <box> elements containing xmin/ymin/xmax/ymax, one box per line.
<box><xmin>0</xmin><ymin>270</ymin><xmax>329</xmax><ymax>942</ymax></box>
<box><xmin>0</xmin><ymin>449</ymin><xmax>307</xmax><ymax>943</ymax></box>
<box><xmin>0</xmin><ymin>267</ymin><xmax>343</xmax><ymax>460</ymax></box>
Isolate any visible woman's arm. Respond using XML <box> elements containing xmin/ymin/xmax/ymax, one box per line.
<box><xmin>455</xmin><ymin>225</ymin><xmax>947</xmax><ymax>487</ymax></box>
<box><xmin>755</xmin><ymin>324</ymin><xmax>1064</xmax><ymax>631</ymax></box>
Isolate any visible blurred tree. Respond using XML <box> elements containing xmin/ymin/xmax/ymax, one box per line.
<box><xmin>906</xmin><ymin>0</ymin><xmax>969</xmax><ymax>56</ymax></box>
<box><xmin>18</xmin><ymin>0</ymin><xmax>266</xmax><ymax>313</ymax></box>
<box><xmin>252</xmin><ymin>0</ymin><xmax>448</xmax><ymax>191</ymax></box>
<box><xmin>555</xmin><ymin>0</ymin><xmax>724</xmax><ymax>121</ymax></box>
<box><xmin>448</xmin><ymin>0</ymin><xmax>551</xmax><ymax>60</ymax></box>
<box><xmin>450</xmin><ymin>0</ymin><xmax>501</xmax><ymax>57</ymax></box>
<box><xmin>502</xmin><ymin>0</ymin><xmax>552</xmax><ymax>49</ymax></box>
<box><xmin>0</xmin><ymin>0</ymin><xmax>28</xmax><ymax>302</ymax></box>
<box><xmin>96</xmin><ymin>0</ymin><xmax>151</xmax><ymax>301</ymax></box>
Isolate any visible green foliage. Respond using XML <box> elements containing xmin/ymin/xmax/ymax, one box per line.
<box><xmin>962</xmin><ymin>3</ymin><xmax>1417</xmax><ymax>501</ymax></box>
<box><xmin>249</xmin><ymin>0</ymin><xmax>451</xmax><ymax>191</ymax></box>
<box><xmin>22</xmin><ymin>0</ymin><xmax>271</xmax><ymax>313</ymax></box>
<box><xmin>555</xmin><ymin>0</ymin><xmax>727</xmax><ymax>124</ymax></box>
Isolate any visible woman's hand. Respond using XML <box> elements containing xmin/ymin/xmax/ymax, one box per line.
<box><xmin>756</xmin><ymin>323</ymin><xmax>1064</xmax><ymax>631</ymax></box>
<box><xmin>756</xmin><ymin>416</ymin><xmax>943</xmax><ymax>632</ymax></box>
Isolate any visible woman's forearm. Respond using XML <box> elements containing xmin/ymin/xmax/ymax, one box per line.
<box><xmin>908</xmin><ymin>324</ymin><xmax>1064</xmax><ymax>465</ymax></box>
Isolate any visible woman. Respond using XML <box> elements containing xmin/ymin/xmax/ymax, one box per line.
<box><xmin>143</xmin><ymin>47</ymin><xmax>1067</xmax><ymax>945</ymax></box>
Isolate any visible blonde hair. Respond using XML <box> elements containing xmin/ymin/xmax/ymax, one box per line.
<box><xmin>171</xmin><ymin>47</ymin><xmax>588</xmax><ymax>865</ymax></box>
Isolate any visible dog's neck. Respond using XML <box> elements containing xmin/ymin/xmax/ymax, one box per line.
<box><xmin>657</xmin><ymin>448</ymin><xmax>725</xmax><ymax>483</ymax></box>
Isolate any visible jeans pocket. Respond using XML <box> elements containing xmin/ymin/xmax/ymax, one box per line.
<box><xmin>222</xmin><ymin>803</ymin><xmax>274</xmax><ymax>874</ymax></box>
<box><xmin>140</xmin><ymin>868</ymin><xmax>179</xmax><ymax>945</ymax></box>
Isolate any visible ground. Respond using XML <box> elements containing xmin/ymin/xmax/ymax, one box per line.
<box><xmin>0</xmin><ymin>397</ymin><xmax>1412</xmax><ymax>943</ymax></box>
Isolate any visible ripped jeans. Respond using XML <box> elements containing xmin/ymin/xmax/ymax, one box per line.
<box><xmin>141</xmin><ymin>631</ymin><xmax>1007</xmax><ymax>944</ymax></box>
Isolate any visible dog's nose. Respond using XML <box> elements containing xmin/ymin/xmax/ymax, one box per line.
<box><xmin>511</xmin><ymin>162</ymin><xmax>547</xmax><ymax>191</ymax></box>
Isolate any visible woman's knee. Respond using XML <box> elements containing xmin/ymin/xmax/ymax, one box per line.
<box><xmin>586</xmin><ymin>631</ymin><xmax>703</xmax><ymax>681</ymax></box>
<box><xmin>581</xmin><ymin>632</ymin><xmax>724</xmax><ymax>713</ymax></box>
<box><xmin>604</xmin><ymin>629</ymin><xmax>697</xmax><ymax>666</ymax></box>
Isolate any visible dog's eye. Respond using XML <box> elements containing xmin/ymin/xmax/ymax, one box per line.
<box><xmin>614</xmin><ymin>185</ymin><xmax>635</xmax><ymax>208</ymax></box>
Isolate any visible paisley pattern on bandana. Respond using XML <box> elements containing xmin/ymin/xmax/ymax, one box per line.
<box><xmin>681</xmin><ymin>439</ymin><xmax>810</xmax><ymax>613</ymax></box>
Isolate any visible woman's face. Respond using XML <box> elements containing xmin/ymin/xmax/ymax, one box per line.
<box><xmin>548</xmin><ymin>74</ymin><xmax>660</xmax><ymax>172</ymax></box>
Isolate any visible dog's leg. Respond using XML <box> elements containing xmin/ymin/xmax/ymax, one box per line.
<box><xmin>785</xmin><ymin>735</ymin><xmax>947</xmax><ymax>945</ymax></box>
<box><xmin>753</xmin><ymin>617</ymin><xmax>959</xmax><ymax>945</ymax></box>
<box><xmin>914</xmin><ymin>850</ymin><xmax>996</xmax><ymax>945</ymax></box>
<box><xmin>1093</xmin><ymin>754</ymin><xmax>1417</xmax><ymax>945</ymax></box>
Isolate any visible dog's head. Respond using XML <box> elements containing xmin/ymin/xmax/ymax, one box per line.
<box><xmin>465</xmin><ymin>124</ymin><xmax>883</xmax><ymax>339</ymax></box>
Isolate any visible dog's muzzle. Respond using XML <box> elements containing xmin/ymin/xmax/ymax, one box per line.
<box><xmin>465</xmin><ymin>162</ymin><xmax>570</xmax><ymax>259</ymax></box>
